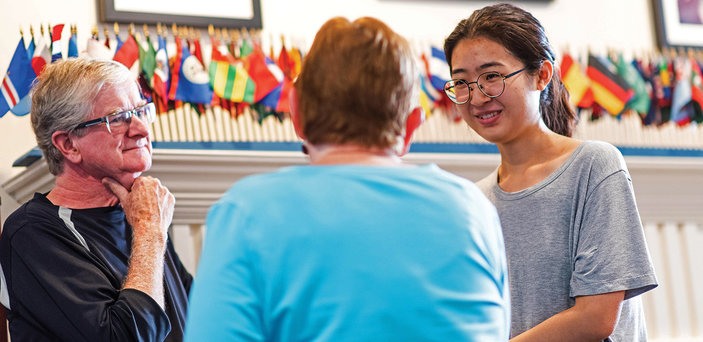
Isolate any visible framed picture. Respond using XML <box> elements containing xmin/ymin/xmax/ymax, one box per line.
<box><xmin>652</xmin><ymin>0</ymin><xmax>703</xmax><ymax>48</ymax></box>
<box><xmin>99</xmin><ymin>0</ymin><xmax>262</xmax><ymax>29</ymax></box>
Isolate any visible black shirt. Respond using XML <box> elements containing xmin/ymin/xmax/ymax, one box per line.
<box><xmin>0</xmin><ymin>192</ymin><xmax>192</xmax><ymax>341</ymax></box>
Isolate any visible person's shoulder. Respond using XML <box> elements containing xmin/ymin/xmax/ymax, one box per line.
<box><xmin>424</xmin><ymin>164</ymin><xmax>496</xmax><ymax>209</ymax></box>
<box><xmin>2</xmin><ymin>193</ymin><xmax>57</xmax><ymax>240</ymax></box>
<box><xmin>575</xmin><ymin>140</ymin><xmax>627</xmax><ymax>172</ymax></box>
<box><xmin>474</xmin><ymin>169</ymin><xmax>498</xmax><ymax>197</ymax></box>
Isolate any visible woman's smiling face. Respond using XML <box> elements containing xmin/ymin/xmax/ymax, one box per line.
<box><xmin>449</xmin><ymin>37</ymin><xmax>548</xmax><ymax>145</ymax></box>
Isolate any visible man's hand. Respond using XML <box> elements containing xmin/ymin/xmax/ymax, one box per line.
<box><xmin>103</xmin><ymin>176</ymin><xmax>174</xmax><ymax>245</ymax></box>
<box><xmin>102</xmin><ymin>176</ymin><xmax>174</xmax><ymax>308</ymax></box>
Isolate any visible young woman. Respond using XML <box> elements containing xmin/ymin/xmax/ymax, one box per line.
<box><xmin>444</xmin><ymin>3</ymin><xmax>657</xmax><ymax>341</ymax></box>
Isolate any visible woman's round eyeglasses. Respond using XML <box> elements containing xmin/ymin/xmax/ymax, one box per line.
<box><xmin>444</xmin><ymin>67</ymin><xmax>526</xmax><ymax>105</ymax></box>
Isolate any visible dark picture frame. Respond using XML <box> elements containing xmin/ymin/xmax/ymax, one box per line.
<box><xmin>652</xmin><ymin>0</ymin><xmax>703</xmax><ymax>48</ymax></box>
<box><xmin>99</xmin><ymin>0</ymin><xmax>262</xmax><ymax>29</ymax></box>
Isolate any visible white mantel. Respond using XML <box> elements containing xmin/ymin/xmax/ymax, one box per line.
<box><xmin>2</xmin><ymin>149</ymin><xmax>702</xmax><ymax>225</ymax></box>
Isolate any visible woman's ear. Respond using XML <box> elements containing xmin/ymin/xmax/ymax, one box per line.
<box><xmin>52</xmin><ymin>130</ymin><xmax>82</xmax><ymax>164</ymax></box>
<box><xmin>288</xmin><ymin>86</ymin><xmax>306</xmax><ymax>140</ymax></box>
<box><xmin>537</xmin><ymin>59</ymin><xmax>554</xmax><ymax>91</ymax></box>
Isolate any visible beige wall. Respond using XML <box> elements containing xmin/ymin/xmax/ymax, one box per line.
<box><xmin>0</xmin><ymin>0</ymin><xmax>657</xmax><ymax>222</ymax></box>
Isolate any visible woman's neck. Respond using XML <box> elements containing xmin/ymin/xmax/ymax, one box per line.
<box><xmin>495</xmin><ymin>130</ymin><xmax>580</xmax><ymax>191</ymax></box>
<box><xmin>307</xmin><ymin>144</ymin><xmax>403</xmax><ymax>166</ymax></box>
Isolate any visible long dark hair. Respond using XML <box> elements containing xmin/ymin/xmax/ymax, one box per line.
<box><xmin>444</xmin><ymin>3</ymin><xmax>577</xmax><ymax>137</ymax></box>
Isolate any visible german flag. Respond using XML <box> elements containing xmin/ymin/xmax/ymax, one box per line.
<box><xmin>560</xmin><ymin>53</ymin><xmax>594</xmax><ymax>108</ymax></box>
<box><xmin>586</xmin><ymin>55</ymin><xmax>634</xmax><ymax>115</ymax></box>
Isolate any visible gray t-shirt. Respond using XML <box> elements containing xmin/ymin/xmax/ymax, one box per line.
<box><xmin>477</xmin><ymin>140</ymin><xmax>658</xmax><ymax>341</ymax></box>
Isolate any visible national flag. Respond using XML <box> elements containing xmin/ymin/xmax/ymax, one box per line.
<box><xmin>586</xmin><ymin>55</ymin><xmax>634</xmax><ymax>115</ymax></box>
<box><xmin>1</xmin><ymin>38</ymin><xmax>37</xmax><ymax>117</ymax></box>
<box><xmin>689</xmin><ymin>56</ymin><xmax>703</xmax><ymax>123</ymax></box>
<box><xmin>418</xmin><ymin>75</ymin><xmax>434</xmax><ymax>118</ymax></box>
<box><xmin>240</xmin><ymin>39</ymin><xmax>254</xmax><ymax>58</ymax></box>
<box><xmin>169</xmin><ymin>39</ymin><xmax>213</xmax><ymax>104</ymax></box>
<box><xmin>115</xmin><ymin>29</ymin><xmax>124</xmax><ymax>51</ymax></box>
<box><xmin>670</xmin><ymin>57</ymin><xmax>693</xmax><ymax>125</ymax></box>
<box><xmin>290</xmin><ymin>47</ymin><xmax>303</xmax><ymax>78</ymax></box>
<box><xmin>113</xmin><ymin>34</ymin><xmax>139</xmax><ymax>70</ymax></box>
<box><xmin>67</xmin><ymin>26</ymin><xmax>79</xmax><ymax>58</ymax></box>
<box><xmin>278</xmin><ymin>45</ymin><xmax>296</xmax><ymax>81</ymax></box>
<box><xmin>51</xmin><ymin>24</ymin><xmax>65</xmax><ymax>62</ymax></box>
<box><xmin>560</xmin><ymin>53</ymin><xmax>594</xmax><ymax>108</ymax></box>
<box><xmin>152</xmin><ymin>34</ymin><xmax>170</xmax><ymax>109</ymax></box>
<box><xmin>657</xmin><ymin>59</ymin><xmax>673</xmax><ymax>123</ymax></box>
<box><xmin>429</xmin><ymin>46</ymin><xmax>450</xmax><ymax>91</ymax></box>
<box><xmin>259</xmin><ymin>77</ymin><xmax>293</xmax><ymax>112</ymax></box>
<box><xmin>140</xmin><ymin>36</ymin><xmax>157</xmax><ymax>85</ymax></box>
<box><xmin>209</xmin><ymin>61</ymin><xmax>255</xmax><ymax>103</ymax></box>
<box><xmin>210</xmin><ymin>38</ymin><xmax>255</xmax><ymax>103</ymax></box>
<box><xmin>103</xmin><ymin>26</ymin><xmax>111</xmax><ymax>49</ymax></box>
<box><xmin>10</xmin><ymin>94</ymin><xmax>32</xmax><ymax>116</ymax></box>
<box><xmin>31</xmin><ymin>35</ymin><xmax>50</xmax><ymax>76</ymax></box>
<box><xmin>245</xmin><ymin>48</ymin><xmax>281</xmax><ymax>102</ymax></box>
<box><xmin>615</xmin><ymin>54</ymin><xmax>649</xmax><ymax>114</ymax></box>
<box><xmin>419</xmin><ymin>53</ymin><xmax>441</xmax><ymax>101</ymax></box>
<box><xmin>632</xmin><ymin>58</ymin><xmax>658</xmax><ymax>125</ymax></box>
<box><xmin>192</xmin><ymin>38</ymin><xmax>204</xmax><ymax>65</ymax></box>
<box><xmin>27</xmin><ymin>36</ymin><xmax>35</xmax><ymax>60</ymax></box>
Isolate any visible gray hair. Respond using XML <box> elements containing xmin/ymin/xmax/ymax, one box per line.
<box><xmin>30</xmin><ymin>58</ymin><xmax>135</xmax><ymax>175</ymax></box>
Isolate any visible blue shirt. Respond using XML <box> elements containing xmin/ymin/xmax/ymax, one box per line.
<box><xmin>185</xmin><ymin>164</ymin><xmax>509</xmax><ymax>341</ymax></box>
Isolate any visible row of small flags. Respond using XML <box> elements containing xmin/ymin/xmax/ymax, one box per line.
<box><xmin>4</xmin><ymin>23</ymin><xmax>702</xmax><ymax>128</ymax></box>
<box><xmin>561</xmin><ymin>51</ymin><xmax>703</xmax><ymax>127</ymax></box>
<box><xmin>1</xmin><ymin>23</ymin><xmax>303</xmax><ymax>121</ymax></box>
<box><xmin>1</xmin><ymin>24</ymin><xmax>451</xmax><ymax>122</ymax></box>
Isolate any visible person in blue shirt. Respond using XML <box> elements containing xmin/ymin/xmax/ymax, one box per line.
<box><xmin>184</xmin><ymin>16</ymin><xmax>509</xmax><ymax>341</ymax></box>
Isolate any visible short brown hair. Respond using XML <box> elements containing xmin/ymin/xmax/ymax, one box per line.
<box><xmin>295</xmin><ymin>17</ymin><xmax>417</xmax><ymax>148</ymax></box>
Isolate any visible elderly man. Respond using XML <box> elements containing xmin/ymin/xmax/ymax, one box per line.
<box><xmin>0</xmin><ymin>58</ymin><xmax>191</xmax><ymax>341</ymax></box>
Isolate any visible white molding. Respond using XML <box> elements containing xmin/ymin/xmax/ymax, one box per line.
<box><xmin>2</xmin><ymin>149</ymin><xmax>702</xmax><ymax>225</ymax></box>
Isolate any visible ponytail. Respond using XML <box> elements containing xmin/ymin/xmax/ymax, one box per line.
<box><xmin>540</xmin><ymin>64</ymin><xmax>578</xmax><ymax>137</ymax></box>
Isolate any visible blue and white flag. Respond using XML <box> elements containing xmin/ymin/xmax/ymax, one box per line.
<box><xmin>429</xmin><ymin>46</ymin><xmax>450</xmax><ymax>91</ymax></box>
<box><xmin>1</xmin><ymin>38</ymin><xmax>37</xmax><ymax>117</ymax></box>
<box><xmin>173</xmin><ymin>44</ymin><xmax>213</xmax><ymax>104</ymax></box>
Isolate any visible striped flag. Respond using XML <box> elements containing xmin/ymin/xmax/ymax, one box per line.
<box><xmin>51</xmin><ymin>24</ymin><xmax>65</xmax><ymax>62</ymax></box>
<box><xmin>587</xmin><ymin>55</ymin><xmax>634</xmax><ymax>115</ymax></box>
<box><xmin>210</xmin><ymin>38</ymin><xmax>255</xmax><ymax>103</ymax></box>
<box><xmin>209</xmin><ymin>61</ymin><xmax>255</xmax><ymax>103</ymax></box>
<box><xmin>560</xmin><ymin>53</ymin><xmax>594</xmax><ymax>108</ymax></box>
<box><xmin>1</xmin><ymin>38</ymin><xmax>37</xmax><ymax>117</ymax></box>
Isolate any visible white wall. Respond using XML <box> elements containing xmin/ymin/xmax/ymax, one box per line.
<box><xmin>0</xmin><ymin>0</ymin><xmax>657</xmax><ymax>221</ymax></box>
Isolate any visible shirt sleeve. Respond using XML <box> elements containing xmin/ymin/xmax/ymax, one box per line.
<box><xmin>184</xmin><ymin>199</ymin><xmax>264</xmax><ymax>341</ymax></box>
<box><xmin>8</xmin><ymin>221</ymin><xmax>171</xmax><ymax>342</ymax></box>
<box><xmin>570</xmin><ymin>169</ymin><xmax>658</xmax><ymax>299</ymax></box>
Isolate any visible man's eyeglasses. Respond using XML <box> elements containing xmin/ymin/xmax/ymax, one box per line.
<box><xmin>444</xmin><ymin>67</ymin><xmax>527</xmax><ymax>105</ymax></box>
<box><xmin>74</xmin><ymin>102</ymin><xmax>156</xmax><ymax>134</ymax></box>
